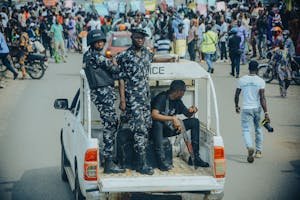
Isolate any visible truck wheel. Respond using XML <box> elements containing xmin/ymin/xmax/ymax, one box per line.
<box><xmin>181</xmin><ymin>193</ymin><xmax>204</xmax><ymax>200</ymax></box>
<box><xmin>61</xmin><ymin>145</ymin><xmax>68</xmax><ymax>182</ymax></box>
<box><xmin>74</xmin><ymin>168</ymin><xmax>85</xmax><ymax>200</ymax></box>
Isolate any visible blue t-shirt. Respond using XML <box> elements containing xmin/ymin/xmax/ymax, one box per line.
<box><xmin>0</xmin><ymin>32</ymin><xmax>9</xmax><ymax>54</ymax></box>
<box><xmin>50</xmin><ymin>23</ymin><xmax>64</xmax><ymax>42</ymax></box>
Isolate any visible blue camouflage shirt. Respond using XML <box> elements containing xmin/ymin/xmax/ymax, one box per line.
<box><xmin>116</xmin><ymin>46</ymin><xmax>153</xmax><ymax>102</ymax></box>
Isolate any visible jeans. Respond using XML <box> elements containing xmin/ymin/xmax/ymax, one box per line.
<box><xmin>257</xmin><ymin>34</ymin><xmax>266</xmax><ymax>58</ymax></box>
<box><xmin>240</xmin><ymin>44</ymin><xmax>246</xmax><ymax>64</ymax></box>
<box><xmin>205</xmin><ymin>53</ymin><xmax>213</xmax><ymax>71</ymax></box>
<box><xmin>0</xmin><ymin>53</ymin><xmax>18</xmax><ymax>76</ymax></box>
<box><xmin>230</xmin><ymin>53</ymin><xmax>241</xmax><ymax>75</ymax></box>
<box><xmin>241</xmin><ymin>107</ymin><xmax>263</xmax><ymax>151</ymax></box>
<box><xmin>220</xmin><ymin>41</ymin><xmax>227</xmax><ymax>60</ymax></box>
<box><xmin>54</xmin><ymin>40</ymin><xmax>66</xmax><ymax>60</ymax></box>
<box><xmin>152</xmin><ymin>118</ymin><xmax>200</xmax><ymax>156</ymax></box>
<box><xmin>188</xmin><ymin>40</ymin><xmax>196</xmax><ymax>61</ymax></box>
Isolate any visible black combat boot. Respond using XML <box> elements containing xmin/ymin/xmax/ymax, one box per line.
<box><xmin>192</xmin><ymin>142</ymin><xmax>209</xmax><ymax>168</ymax></box>
<box><xmin>136</xmin><ymin>154</ymin><xmax>154</xmax><ymax>175</ymax></box>
<box><xmin>194</xmin><ymin>155</ymin><xmax>209</xmax><ymax>168</ymax></box>
<box><xmin>104</xmin><ymin>158</ymin><xmax>126</xmax><ymax>174</ymax></box>
<box><xmin>156</xmin><ymin>152</ymin><xmax>172</xmax><ymax>171</ymax></box>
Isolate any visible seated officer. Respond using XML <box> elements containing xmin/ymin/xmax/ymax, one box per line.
<box><xmin>151</xmin><ymin>80</ymin><xmax>209</xmax><ymax>171</ymax></box>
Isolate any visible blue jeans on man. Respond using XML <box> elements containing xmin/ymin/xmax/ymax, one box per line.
<box><xmin>0</xmin><ymin>53</ymin><xmax>18</xmax><ymax>79</ymax></box>
<box><xmin>241</xmin><ymin>107</ymin><xmax>263</xmax><ymax>151</ymax></box>
<box><xmin>205</xmin><ymin>53</ymin><xmax>214</xmax><ymax>72</ymax></box>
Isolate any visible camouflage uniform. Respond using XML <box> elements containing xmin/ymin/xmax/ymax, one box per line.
<box><xmin>116</xmin><ymin>46</ymin><xmax>153</xmax><ymax>154</ymax></box>
<box><xmin>83</xmin><ymin>48</ymin><xmax>119</xmax><ymax>159</ymax></box>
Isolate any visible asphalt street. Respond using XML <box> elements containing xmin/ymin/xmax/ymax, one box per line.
<box><xmin>0</xmin><ymin>53</ymin><xmax>299</xmax><ymax>200</ymax></box>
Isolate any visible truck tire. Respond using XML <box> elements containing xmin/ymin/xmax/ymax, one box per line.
<box><xmin>181</xmin><ymin>193</ymin><xmax>205</xmax><ymax>200</ymax></box>
<box><xmin>181</xmin><ymin>192</ymin><xmax>224</xmax><ymax>200</ymax></box>
<box><xmin>74</xmin><ymin>168</ymin><xmax>85</xmax><ymax>200</ymax></box>
<box><xmin>61</xmin><ymin>145</ymin><xmax>68</xmax><ymax>182</ymax></box>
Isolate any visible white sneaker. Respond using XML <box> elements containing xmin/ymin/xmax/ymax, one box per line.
<box><xmin>255</xmin><ymin>150</ymin><xmax>262</xmax><ymax>158</ymax></box>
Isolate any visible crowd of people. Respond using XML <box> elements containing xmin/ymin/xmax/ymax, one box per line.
<box><xmin>0</xmin><ymin>0</ymin><xmax>299</xmax><ymax>93</ymax></box>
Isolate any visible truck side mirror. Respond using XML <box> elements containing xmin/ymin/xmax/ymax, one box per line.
<box><xmin>54</xmin><ymin>99</ymin><xmax>69</xmax><ymax>110</ymax></box>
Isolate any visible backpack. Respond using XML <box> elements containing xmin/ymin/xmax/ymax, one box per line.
<box><xmin>116</xmin><ymin>127</ymin><xmax>172</xmax><ymax>169</ymax></box>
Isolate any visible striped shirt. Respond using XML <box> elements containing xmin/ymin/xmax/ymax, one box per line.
<box><xmin>154</xmin><ymin>38</ymin><xmax>171</xmax><ymax>54</ymax></box>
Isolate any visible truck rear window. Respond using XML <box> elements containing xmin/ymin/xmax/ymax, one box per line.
<box><xmin>112</xmin><ymin>36</ymin><xmax>132</xmax><ymax>47</ymax></box>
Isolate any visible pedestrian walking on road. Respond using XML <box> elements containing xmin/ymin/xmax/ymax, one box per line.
<box><xmin>201</xmin><ymin>24</ymin><xmax>218</xmax><ymax>73</ymax></box>
<box><xmin>234</xmin><ymin>60</ymin><xmax>270</xmax><ymax>163</ymax></box>
<box><xmin>0</xmin><ymin>32</ymin><xmax>18</xmax><ymax>80</ymax></box>
<box><xmin>228</xmin><ymin>27</ymin><xmax>242</xmax><ymax>78</ymax></box>
<box><xmin>187</xmin><ymin>19</ymin><xmax>198</xmax><ymax>61</ymax></box>
<box><xmin>50</xmin><ymin>19</ymin><xmax>66</xmax><ymax>63</ymax></box>
<box><xmin>83</xmin><ymin>29</ymin><xmax>125</xmax><ymax>174</ymax></box>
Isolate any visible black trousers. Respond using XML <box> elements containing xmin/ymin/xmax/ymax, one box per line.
<box><xmin>0</xmin><ymin>53</ymin><xmax>18</xmax><ymax>76</ymax></box>
<box><xmin>188</xmin><ymin>40</ymin><xmax>196</xmax><ymax>61</ymax></box>
<box><xmin>152</xmin><ymin>118</ymin><xmax>200</xmax><ymax>156</ymax></box>
<box><xmin>42</xmin><ymin>35</ymin><xmax>53</xmax><ymax>57</ymax></box>
<box><xmin>230</xmin><ymin>53</ymin><xmax>241</xmax><ymax>75</ymax></box>
<box><xmin>220</xmin><ymin>42</ymin><xmax>227</xmax><ymax>60</ymax></box>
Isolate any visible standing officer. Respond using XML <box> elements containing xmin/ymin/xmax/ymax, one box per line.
<box><xmin>117</xmin><ymin>28</ymin><xmax>154</xmax><ymax>175</ymax></box>
<box><xmin>117</xmin><ymin>28</ymin><xmax>173</xmax><ymax>175</ymax></box>
<box><xmin>83</xmin><ymin>29</ymin><xmax>125</xmax><ymax>174</ymax></box>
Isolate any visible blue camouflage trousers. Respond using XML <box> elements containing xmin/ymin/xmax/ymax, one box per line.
<box><xmin>126</xmin><ymin>93</ymin><xmax>152</xmax><ymax>154</ymax></box>
<box><xmin>91</xmin><ymin>86</ymin><xmax>118</xmax><ymax>159</ymax></box>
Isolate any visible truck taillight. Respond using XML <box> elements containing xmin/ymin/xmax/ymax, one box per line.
<box><xmin>84</xmin><ymin>148</ymin><xmax>98</xmax><ymax>181</ymax></box>
<box><xmin>214</xmin><ymin>146</ymin><xmax>226</xmax><ymax>178</ymax></box>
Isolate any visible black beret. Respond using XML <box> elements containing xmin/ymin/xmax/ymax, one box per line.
<box><xmin>130</xmin><ymin>27</ymin><xmax>149</xmax><ymax>37</ymax></box>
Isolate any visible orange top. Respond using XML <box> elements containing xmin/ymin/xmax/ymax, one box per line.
<box><xmin>57</xmin><ymin>15</ymin><xmax>64</xmax><ymax>25</ymax></box>
<box><xmin>79</xmin><ymin>31</ymin><xmax>88</xmax><ymax>38</ymax></box>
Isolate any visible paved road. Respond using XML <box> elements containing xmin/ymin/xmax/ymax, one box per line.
<box><xmin>0</xmin><ymin>54</ymin><xmax>299</xmax><ymax>200</ymax></box>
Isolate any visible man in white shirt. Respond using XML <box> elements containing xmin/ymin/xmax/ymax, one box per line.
<box><xmin>87</xmin><ymin>15</ymin><xmax>101</xmax><ymax>31</ymax></box>
<box><xmin>234</xmin><ymin>60</ymin><xmax>270</xmax><ymax>163</ymax></box>
<box><xmin>0</xmin><ymin>9</ymin><xmax>8</xmax><ymax>29</ymax></box>
<box><xmin>219</xmin><ymin>17</ymin><xmax>228</xmax><ymax>62</ymax></box>
<box><xmin>183</xmin><ymin>14</ymin><xmax>190</xmax><ymax>37</ymax></box>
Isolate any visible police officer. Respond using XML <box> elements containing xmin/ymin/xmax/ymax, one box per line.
<box><xmin>83</xmin><ymin>29</ymin><xmax>125</xmax><ymax>174</ymax></box>
<box><xmin>116</xmin><ymin>28</ymin><xmax>154</xmax><ymax>175</ymax></box>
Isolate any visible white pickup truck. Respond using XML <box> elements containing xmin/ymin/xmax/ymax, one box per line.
<box><xmin>54</xmin><ymin>59</ymin><xmax>226</xmax><ymax>200</ymax></box>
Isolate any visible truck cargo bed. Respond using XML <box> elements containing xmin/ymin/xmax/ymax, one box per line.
<box><xmin>99</xmin><ymin>157</ymin><xmax>212</xmax><ymax>178</ymax></box>
<box><xmin>97</xmin><ymin>158</ymin><xmax>219</xmax><ymax>193</ymax></box>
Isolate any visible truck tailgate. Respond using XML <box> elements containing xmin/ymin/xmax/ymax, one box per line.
<box><xmin>97</xmin><ymin>158</ymin><xmax>222</xmax><ymax>192</ymax></box>
<box><xmin>98</xmin><ymin>175</ymin><xmax>222</xmax><ymax>192</ymax></box>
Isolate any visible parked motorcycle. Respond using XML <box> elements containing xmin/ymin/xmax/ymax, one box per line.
<box><xmin>0</xmin><ymin>45</ymin><xmax>47</xmax><ymax>79</ymax></box>
<box><xmin>258</xmin><ymin>50</ymin><xmax>300</xmax><ymax>85</ymax></box>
